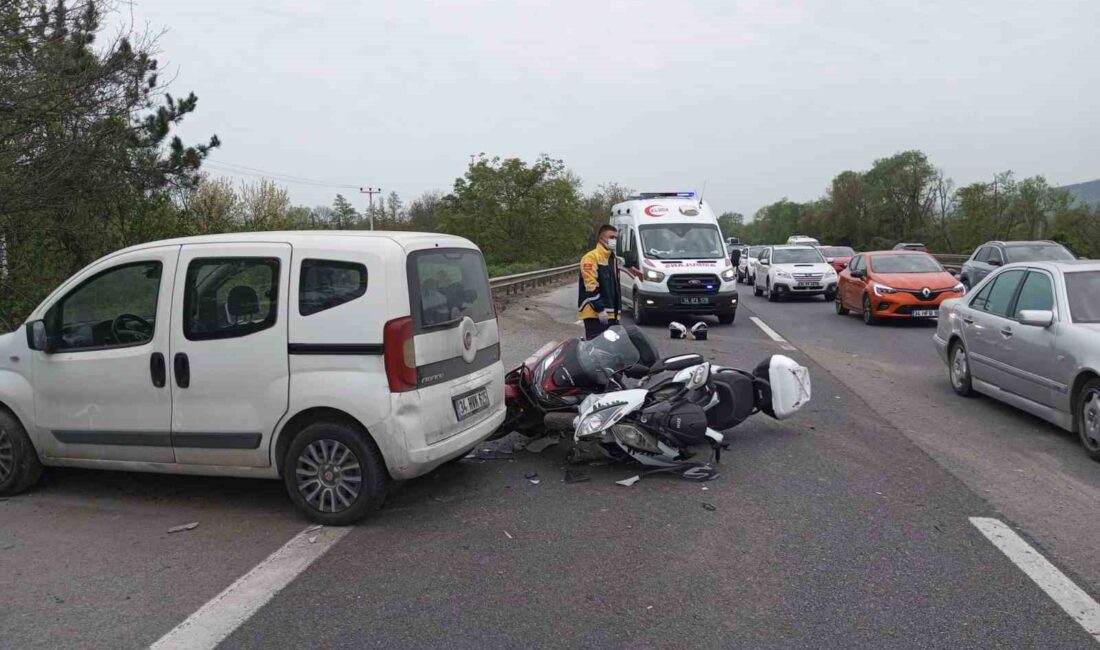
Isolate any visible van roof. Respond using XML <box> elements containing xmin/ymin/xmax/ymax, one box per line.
<box><xmin>108</xmin><ymin>230</ymin><xmax>477</xmax><ymax>256</ymax></box>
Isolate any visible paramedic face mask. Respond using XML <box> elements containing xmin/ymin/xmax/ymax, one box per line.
<box><xmin>605</xmin><ymin>237</ymin><xmax>617</xmax><ymax>250</ymax></box>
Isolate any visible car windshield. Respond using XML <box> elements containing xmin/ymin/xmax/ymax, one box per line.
<box><xmin>639</xmin><ymin>224</ymin><xmax>725</xmax><ymax>260</ymax></box>
<box><xmin>576</xmin><ymin>325</ymin><xmax>640</xmax><ymax>376</ymax></box>
<box><xmin>820</xmin><ymin>246</ymin><xmax>854</xmax><ymax>258</ymax></box>
<box><xmin>1005</xmin><ymin>244</ymin><xmax>1075</xmax><ymax>263</ymax></box>
<box><xmin>772</xmin><ymin>248</ymin><xmax>825</xmax><ymax>264</ymax></box>
<box><xmin>870</xmin><ymin>254</ymin><xmax>943</xmax><ymax>273</ymax></box>
<box><xmin>1065</xmin><ymin>271</ymin><xmax>1100</xmax><ymax>323</ymax></box>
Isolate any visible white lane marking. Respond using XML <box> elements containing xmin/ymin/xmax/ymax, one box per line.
<box><xmin>970</xmin><ymin>517</ymin><xmax>1100</xmax><ymax>643</ymax></box>
<box><xmin>749</xmin><ymin>317</ymin><xmax>796</xmax><ymax>351</ymax></box>
<box><xmin>149</xmin><ymin>525</ymin><xmax>352</xmax><ymax>650</ymax></box>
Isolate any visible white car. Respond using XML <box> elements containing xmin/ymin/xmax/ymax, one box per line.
<box><xmin>738</xmin><ymin>245</ymin><xmax>765</xmax><ymax>285</ymax></box>
<box><xmin>0</xmin><ymin>231</ymin><xmax>505</xmax><ymax>524</ymax></box>
<box><xmin>753</xmin><ymin>245</ymin><xmax>838</xmax><ymax>302</ymax></box>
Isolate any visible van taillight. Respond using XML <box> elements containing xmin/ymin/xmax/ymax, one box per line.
<box><xmin>383</xmin><ymin>316</ymin><xmax>416</xmax><ymax>392</ymax></box>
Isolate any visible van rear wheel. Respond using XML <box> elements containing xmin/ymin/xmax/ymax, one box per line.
<box><xmin>283</xmin><ymin>421</ymin><xmax>388</xmax><ymax>525</ymax></box>
<box><xmin>0</xmin><ymin>409</ymin><xmax>42</xmax><ymax>497</ymax></box>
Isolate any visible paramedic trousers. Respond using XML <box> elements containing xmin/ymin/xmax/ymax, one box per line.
<box><xmin>583</xmin><ymin>317</ymin><xmax>619</xmax><ymax>341</ymax></box>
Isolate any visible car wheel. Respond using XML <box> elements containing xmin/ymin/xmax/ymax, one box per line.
<box><xmin>862</xmin><ymin>294</ymin><xmax>878</xmax><ymax>326</ymax></box>
<box><xmin>753</xmin><ymin>281</ymin><xmax>763</xmax><ymax>297</ymax></box>
<box><xmin>767</xmin><ymin>281</ymin><xmax>779</xmax><ymax>302</ymax></box>
<box><xmin>949</xmin><ymin>341</ymin><xmax>976</xmax><ymax>397</ymax></box>
<box><xmin>824</xmin><ymin>290</ymin><xmax>836</xmax><ymax>303</ymax></box>
<box><xmin>718</xmin><ymin>311</ymin><xmax>735</xmax><ymax>325</ymax></box>
<box><xmin>835</xmin><ymin>295</ymin><xmax>850</xmax><ymax>316</ymax></box>
<box><xmin>284</xmin><ymin>420</ymin><xmax>388</xmax><ymax>525</ymax></box>
<box><xmin>0</xmin><ymin>408</ymin><xmax>43</xmax><ymax>497</ymax></box>
<box><xmin>1077</xmin><ymin>379</ymin><xmax>1100</xmax><ymax>461</ymax></box>
<box><xmin>632</xmin><ymin>291</ymin><xmax>649</xmax><ymax>325</ymax></box>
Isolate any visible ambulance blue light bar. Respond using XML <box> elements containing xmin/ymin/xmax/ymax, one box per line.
<box><xmin>629</xmin><ymin>191</ymin><xmax>695</xmax><ymax>199</ymax></box>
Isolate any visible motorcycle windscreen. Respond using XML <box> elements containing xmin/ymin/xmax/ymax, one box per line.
<box><xmin>758</xmin><ymin>355</ymin><xmax>811</xmax><ymax>419</ymax></box>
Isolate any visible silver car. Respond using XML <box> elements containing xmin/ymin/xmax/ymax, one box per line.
<box><xmin>934</xmin><ymin>261</ymin><xmax>1100</xmax><ymax>461</ymax></box>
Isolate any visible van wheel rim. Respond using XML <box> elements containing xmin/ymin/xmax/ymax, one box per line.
<box><xmin>1083</xmin><ymin>389</ymin><xmax>1100</xmax><ymax>452</ymax></box>
<box><xmin>951</xmin><ymin>348</ymin><xmax>968</xmax><ymax>389</ymax></box>
<box><xmin>296</xmin><ymin>439</ymin><xmax>362</xmax><ymax>514</ymax></box>
<box><xmin>0</xmin><ymin>427</ymin><xmax>13</xmax><ymax>483</ymax></box>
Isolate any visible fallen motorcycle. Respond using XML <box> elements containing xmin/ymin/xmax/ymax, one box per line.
<box><xmin>571</xmin><ymin>354</ymin><xmax>811</xmax><ymax>474</ymax></box>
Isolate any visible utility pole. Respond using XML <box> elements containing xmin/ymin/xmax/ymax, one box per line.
<box><xmin>360</xmin><ymin>187</ymin><xmax>382</xmax><ymax>230</ymax></box>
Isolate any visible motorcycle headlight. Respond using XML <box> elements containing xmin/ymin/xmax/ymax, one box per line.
<box><xmin>720</xmin><ymin>267</ymin><xmax>737</xmax><ymax>281</ymax></box>
<box><xmin>611</xmin><ymin>423</ymin><xmax>661</xmax><ymax>453</ymax></box>
<box><xmin>644</xmin><ymin>268</ymin><xmax>666</xmax><ymax>282</ymax></box>
<box><xmin>872</xmin><ymin>282</ymin><xmax>897</xmax><ymax>297</ymax></box>
<box><xmin>574</xmin><ymin>402</ymin><xmax>632</xmax><ymax>440</ymax></box>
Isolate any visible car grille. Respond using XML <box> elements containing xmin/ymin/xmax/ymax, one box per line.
<box><xmin>792</xmin><ymin>273</ymin><xmax>824</xmax><ymax>282</ymax></box>
<box><xmin>899</xmin><ymin>288</ymin><xmax>949</xmax><ymax>302</ymax></box>
<box><xmin>668</xmin><ymin>274</ymin><xmax>720</xmax><ymax>294</ymax></box>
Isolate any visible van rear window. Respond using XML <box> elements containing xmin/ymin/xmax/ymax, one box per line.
<box><xmin>407</xmin><ymin>249</ymin><xmax>493</xmax><ymax>330</ymax></box>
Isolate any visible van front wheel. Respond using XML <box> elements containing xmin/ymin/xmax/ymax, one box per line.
<box><xmin>284</xmin><ymin>421</ymin><xmax>388</xmax><ymax>525</ymax></box>
<box><xmin>0</xmin><ymin>409</ymin><xmax>42</xmax><ymax>496</ymax></box>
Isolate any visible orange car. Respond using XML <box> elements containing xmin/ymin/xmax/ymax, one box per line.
<box><xmin>835</xmin><ymin>250</ymin><xmax>965</xmax><ymax>325</ymax></box>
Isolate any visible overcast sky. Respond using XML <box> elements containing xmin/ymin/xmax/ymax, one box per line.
<box><xmin>126</xmin><ymin>0</ymin><xmax>1099</xmax><ymax>217</ymax></box>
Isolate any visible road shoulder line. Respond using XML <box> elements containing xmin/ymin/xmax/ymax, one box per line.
<box><xmin>970</xmin><ymin>517</ymin><xmax>1100</xmax><ymax>644</ymax></box>
<box><xmin>149</xmin><ymin>525</ymin><xmax>351</xmax><ymax>650</ymax></box>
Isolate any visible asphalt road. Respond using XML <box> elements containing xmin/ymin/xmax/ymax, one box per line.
<box><xmin>2</xmin><ymin>283</ymin><xmax>1098</xmax><ymax>648</ymax></box>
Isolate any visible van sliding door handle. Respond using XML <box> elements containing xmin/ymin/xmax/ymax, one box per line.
<box><xmin>150</xmin><ymin>352</ymin><xmax>166</xmax><ymax>388</ymax></box>
<box><xmin>173</xmin><ymin>353</ymin><xmax>190</xmax><ymax>388</ymax></box>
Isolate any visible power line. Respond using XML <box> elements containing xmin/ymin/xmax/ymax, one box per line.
<box><xmin>203</xmin><ymin>159</ymin><xmax>360</xmax><ymax>190</ymax></box>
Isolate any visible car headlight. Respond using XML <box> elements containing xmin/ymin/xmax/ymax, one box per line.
<box><xmin>775</xmin><ymin>270</ymin><xmax>792</xmax><ymax>279</ymax></box>
<box><xmin>644</xmin><ymin>268</ymin><xmax>665</xmax><ymax>282</ymax></box>
<box><xmin>825</xmin><ymin>269</ymin><xmax>837</xmax><ymax>279</ymax></box>
<box><xmin>872</xmin><ymin>282</ymin><xmax>897</xmax><ymax>297</ymax></box>
<box><xmin>720</xmin><ymin>267</ymin><xmax>737</xmax><ymax>281</ymax></box>
<box><xmin>952</xmin><ymin>282</ymin><xmax>966</xmax><ymax>295</ymax></box>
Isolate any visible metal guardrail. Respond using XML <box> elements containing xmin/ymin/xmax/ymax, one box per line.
<box><xmin>489</xmin><ymin>263</ymin><xmax>578</xmax><ymax>296</ymax></box>
<box><xmin>932</xmin><ymin>253</ymin><xmax>969</xmax><ymax>275</ymax></box>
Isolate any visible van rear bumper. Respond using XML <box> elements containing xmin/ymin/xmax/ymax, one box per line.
<box><xmin>396</xmin><ymin>404</ymin><xmax>506</xmax><ymax>479</ymax></box>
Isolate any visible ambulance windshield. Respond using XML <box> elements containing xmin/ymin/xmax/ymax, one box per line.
<box><xmin>638</xmin><ymin>224</ymin><xmax>725</xmax><ymax>260</ymax></box>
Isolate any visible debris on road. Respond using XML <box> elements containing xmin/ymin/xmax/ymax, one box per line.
<box><xmin>167</xmin><ymin>521</ymin><xmax>199</xmax><ymax>534</ymax></box>
<box><xmin>564</xmin><ymin>470</ymin><xmax>590</xmax><ymax>484</ymax></box>
<box><xmin>304</xmin><ymin>524</ymin><xmax>323</xmax><ymax>534</ymax></box>
<box><xmin>503</xmin><ymin>530</ymin><xmax>514</xmax><ymax>540</ymax></box>
<box><xmin>525</xmin><ymin>471</ymin><xmax>540</xmax><ymax>485</ymax></box>
<box><xmin>616</xmin><ymin>476</ymin><xmax>641</xmax><ymax>487</ymax></box>
<box><xmin>523</xmin><ymin>436</ymin><xmax>559</xmax><ymax>453</ymax></box>
<box><xmin>308</xmin><ymin>536</ymin><xmax>318</xmax><ymax>544</ymax></box>
<box><xmin>467</xmin><ymin>447</ymin><xmax>514</xmax><ymax>460</ymax></box>
<box><xmin>702</xmin><ymin>503</ymin><xmax>717</xmax><ymax>512</ymax></box>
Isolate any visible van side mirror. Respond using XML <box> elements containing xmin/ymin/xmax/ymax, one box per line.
<box><xmin>623</xmin><ymin>250</ymin><xmax>638</xmax><ymax>268</ymax></box>
<box><xmin>730</xmin><ymin>249</ymin><xmax>742</xmax><ymax>266</ymax></box>
<box><xmin>25</xmin><ymin>319</ymin><xmax>52</xmax><ymax>352</ymax></box>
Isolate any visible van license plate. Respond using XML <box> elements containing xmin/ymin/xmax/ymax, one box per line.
<box><xmin>912</xmin><ymin>309</ymin><xmax>938</xmax><ymax>318</ymax></box>
<box><xmin>454</xmin><ymin>387</ymin><xmax>491</xmax><ymax>421</ymax></box>
<box><xmin>680</xmin><ymin>296</ymin><xmax>710</xmax><ymax>305</ymax></box>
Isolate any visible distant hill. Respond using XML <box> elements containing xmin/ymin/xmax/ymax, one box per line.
<box><xmin>1061</xmin><ymin>179</ymin><xmax>1100</xmax><ymax>208</ymax></box>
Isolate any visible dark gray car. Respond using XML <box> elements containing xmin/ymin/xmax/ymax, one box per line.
<box><xmin>959</xmin><ymin>240</ymin><xmax>1074</xmax><ymax>289</ymax></box>
<box><xmin>934</xmin><ymin>260</ymin><xmax>1100</xmax><ymax>460</ymax></box>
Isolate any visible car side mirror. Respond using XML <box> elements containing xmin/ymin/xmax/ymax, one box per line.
<box><xmin>988</xmin><ymin>258</ymin><xmax>1002</xmax><ymax>267</ymax></box>
<box><xmin>25</xmin><ymin>319</ymin><xmax>52</xmax><ymax>353</ymax></box>
<box><xmin>850</xmin><ymin>269</ymin><xmax>865</xmax><ymax>279</ymax></box>
<box><xmin>758</xmin><ymin>258</ymin><xmax>769</xmax><ymax>266</ymax></box>
<box><xmin>1018</xmin><ymin>310</ymin><xmax>1054</xmax><ymax>328</ymax></box>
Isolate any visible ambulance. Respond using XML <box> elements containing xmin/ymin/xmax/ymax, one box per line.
<box><xmin>610</xmin><ymin>192</ymin><xmax>739</xmax><ymax>325</ymax></box>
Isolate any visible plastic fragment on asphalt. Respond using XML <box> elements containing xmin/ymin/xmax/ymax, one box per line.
<box><xmin>564</xmin><ymin>470</ymin><xmax>590</xmax><ymax>484</ymax></box>
<box><xmin>524</xmin><ymin>471</ymin><xmax>538</xmax><ymax>479</ymax></box>
<box><xmin>304</xmin><ymin>524</ymin><xmax>323</xmax><ymax>533</ymax></box>
<box><xmin>701</xmin><ymin>487</ymin><xmax>709</xmax><ymax>491</ymax></box>
<box><xmin>529</xmin><ymin>479</ymin><xmax>540</xmax><ymax>485</ymax></box>
<box><xmin>702</xmin><ymin>503</ymin><xmax>717</xmax><ymax>512</ymax></box>
<box><xmin>616</xmin><ymin>476</ymin><xmax>641</xmax><ymax>487</ymax></box>
<box><xmin>503</xmin><ymin>530</ymin><xmax>514</xmax><ymax>539</ymax></box>
<box><xmin>308</xmin><ymin>536</ymin><xmax>318</xmax><ymax>544</ymax></box>
<box><xmin>524</xmin><ymin>436</ymin><xmax>559</xmax><ymax>453</ymax></box>
<box><xmin>167</xmin><ymin>522</ymin><xmax>199</xmax><ymax>534</ymax></box>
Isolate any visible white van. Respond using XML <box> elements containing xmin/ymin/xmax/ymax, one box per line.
<box><xmin>0</xmin><ymin>231</ymin><xmax>505</xmax><ymax>524</ymax></box>
<box><xmin>611</xmin><ymin>192</ymin><xmax>739</xmax><ymax>325</ymax></box>
<box><xmin>786</xmin><ymin>235</ymin><xmax>820</xmax><ymax>247</ymax></box>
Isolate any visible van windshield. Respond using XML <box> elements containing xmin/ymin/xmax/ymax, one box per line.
<box><xmin>639</xmin><ymin>224</ymin><xmax>725</xmax><ymax>260</ymax></box>
<box><xmin>407</xmin><ymin>248</ymin><xmax>494</xmax><ymax>330</ymax></box>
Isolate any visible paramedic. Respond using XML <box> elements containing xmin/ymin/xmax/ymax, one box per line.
<box><xmin>577</xmin><ymin>224</ymin><xmax>622</xmax><ymax>339</ymax></box>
